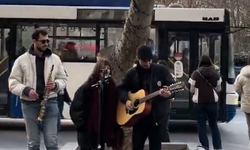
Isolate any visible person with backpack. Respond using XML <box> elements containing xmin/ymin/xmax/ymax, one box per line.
<box><xmin>188</xmin><ymin>55</ymin><xmax>222</xmax><ymax>150</ymax></box>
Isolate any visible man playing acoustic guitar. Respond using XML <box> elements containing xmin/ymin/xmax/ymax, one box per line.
<box><xmin>117</xmin><ymin>45</ymin><xmax>175</xmax><ymax>150</ymax></box>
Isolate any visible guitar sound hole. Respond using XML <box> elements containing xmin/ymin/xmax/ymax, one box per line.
<box><xmin>126</xmin><ymin>99</ymin><xmax>140</xmax><ymax>115</ymax></box>
<box><xmin>127</xmin><ymin>107</ymin><xmax>138</xmax><ymax>115</ymax></box>
<box><xmin>134</xmin><ymin>99</ymin><xmax>140</xmax><ymax>107</ymax></box>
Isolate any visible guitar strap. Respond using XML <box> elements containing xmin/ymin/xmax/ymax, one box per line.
<box><xmin>196</xmin><ymin>70</ymin><xmax>216</xmax><ymax>90</ymax></box>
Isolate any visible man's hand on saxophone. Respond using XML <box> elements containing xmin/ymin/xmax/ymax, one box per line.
<box><xmin>29</xmin><ymin>89</ymin><xmax>39</xmax><ymax>100</ymax></box>
<box><xmin>46</xmin><ymin>81</ymin><xmax>57</xmax><ymax>90</ymax></box>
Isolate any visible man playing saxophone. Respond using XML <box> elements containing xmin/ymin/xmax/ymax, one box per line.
<box><xmin>8</xmin><ymin>28</ymin><xmax>67</xmax><ymax>150</ymax></box>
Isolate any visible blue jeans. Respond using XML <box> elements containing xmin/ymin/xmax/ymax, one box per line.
<box><xmin>22</xmin><ymin>98</ymin><xmax>59</xmax><ymax>150</ymax></box>
<box><xmin>194</xmin><ymin>103</ymin><xmax>222</xmax><ymax>149</ymax></box>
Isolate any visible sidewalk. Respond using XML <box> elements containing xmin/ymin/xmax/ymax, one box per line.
<box><xmin>62</xmin><ymin>143</ymin><xmax>193</xmax><ymax>150</ymax></box>
<box><xmin>0</xmin><ymin>118</ymin><xmax>74</xmax><ymax>127</ymax></box>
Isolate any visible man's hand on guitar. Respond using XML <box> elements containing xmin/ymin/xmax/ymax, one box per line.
<box><xmin>126</xmin><ymin>100</ymin><xmax>134</xmax><ymax>110</ymax></box>
<box><xmin>159</xmin><ymin>88</ymin><xmax>171</xmax><ymax>98</ymax></box>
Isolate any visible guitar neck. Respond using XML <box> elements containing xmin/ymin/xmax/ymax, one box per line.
<box><xmin>139</xmin><ymin>90</ymin><xmax>160</xmax><ymax>104</ymax></box>
<box><xmin>138</xmin><ymin>82</ymin><xmax>184</xmax><ymax>104</ymax></box>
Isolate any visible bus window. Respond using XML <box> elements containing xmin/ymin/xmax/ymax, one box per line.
<box><xmin>19</xmin><ymin>24</ymin><xmax>98</xmax><ymax>62</ymax></box>
<box><xmin>40</xmin><ymin>26</ymin><xmax>53</xmax><ymax>36</ymax></box>
<box><xmin>100</xmin><ymin>26</ymin><xmax>123</xmax><ymax>48</ymax></box>
<box><xmin>169</xmin><ymin>32</ymin><xmax>190</xmax><ymax>75</ymax></box>
<box><xmin>55</xmin><ymin>26</ymin><xmax>97</xmax><ymax>62</ymax></box>
<box><xmin>228</xmin><ymin>34</ymin><xmax>235</xmax><ymax>82</ymax></box>
<box><xmin>198</xmin><ymin>33</ymin><xmax>221</xmax><ymax>73</ymax></box>
<box><xmin>56</xmin><ymin>26</ymin><xmax>67</xmax><ymax>36</ymax></box>
<box><xmin>20</xmin><ymin>25</ymin><xmax>53</xmax><ymax>49</ymax></box>
<box><xmin>20</xmin><ymin>26</ymin><xmax>33</xmax><ymax>49</ymax></box>
<box><xmin>99</xmin><ymin>27</ymin><xmax>157</xmax><ymax>59</ymax></box>
<box><xmin>147</xmin><ymin>28</ymin><xmax>158</xmax><ymax>61</ymax></box>
<box><xmin>214</xmin><ymin>36</ymin><xmax>221</xmax><ymax>67</ymax></box>
<box><xmin>68</xmin><ymin>27</ymin><xmax>96</xmax><ymax>37</ymax></box>
<box><xmin>168</xmin><ymin>32</ymin><xmax>190</xmax><ymax>102</ymax></box>
<box><xmin>198</xmin><ymin>34</ymin><xmax>209</xmax><ymax>56</ymax></box>
<box><xmin>55</xmin><ymin>39</ymin><xmax>96</xmax><ymax>62</ymax></box>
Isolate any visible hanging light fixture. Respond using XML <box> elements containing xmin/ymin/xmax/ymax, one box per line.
<box><xmin>69</xmin><ymin>27</ymin><xmax>75</xmax><ymax>32</ymax></box>
<box><xmin>91</xmin><ymin>28</ymin><xmax>96</xmax><ymax>32</ymax></box>
<box><xmin>47</xmin><ymin>26</ymin><xmax>51</xmax><ymax>31</ymax></box>
<box><xmin>61</xmin><ymin>27</ymin><xmax>66</xmax><ymax>31</ymax></box>
<box><xmin>22</xmin><ymin>26</ymin><xmax>27</xmax><ymax>31</ymax></box>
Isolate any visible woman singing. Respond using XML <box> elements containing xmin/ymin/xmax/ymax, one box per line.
<box><xmin>70</xmin><ymin>60</ymin><xmax>123</xmax><ymax>150</ymax></box>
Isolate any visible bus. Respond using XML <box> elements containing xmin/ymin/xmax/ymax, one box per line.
<box><xmin>0</xmin><ymin>3</ymin><xmax>238</xmax><ymax>122</ymax></box>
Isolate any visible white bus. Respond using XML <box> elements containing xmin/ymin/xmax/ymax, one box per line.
<box><xmin>0</xmin><ymin>5</ymin><xmax>238</xmax><ymax>122</ymax></box>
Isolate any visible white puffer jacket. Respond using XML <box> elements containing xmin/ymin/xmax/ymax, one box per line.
<box><xmin>8</xmin><ymin>52</ymin><xmax>67</xmax><ymax>101</ymax></box>
<box><xmin>235</xmin><ymin>65</ymin><xmax>250</xmax><ymax>113</ymax></box>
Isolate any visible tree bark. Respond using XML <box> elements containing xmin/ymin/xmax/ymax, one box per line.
<box><xmin>107</xmin><ymin>0</ymin><xmax>155</xmax><ymax>149</ymax></box>
<box><xmin>108</xmin><ymin>0</ymin><xmax>155</xmax><ymax>83</ymax></box>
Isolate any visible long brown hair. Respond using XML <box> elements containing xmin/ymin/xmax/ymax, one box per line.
<box><xmin>198</xmin><ymin>55</ymin><xmax>213</xmax><ymax>68</ymax></box>
<box><xmin>84</xmin><ymin>59</ymin><xmax>112</xmax><ymax>87</ymax></box>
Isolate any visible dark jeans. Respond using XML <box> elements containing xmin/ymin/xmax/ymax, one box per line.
<box><xmin>161</xmin><ymin>114</ymin><xmax>170</xmax><ymax>142</ymax></box>
<box><xmin>57</xmin><ymin>95</ymin><xmax>65</xmax><ymax>119</ymax></box>
<box><xmin>77</xmin><ymin>131</ymin><xmax>104</xmax><ymax>150</ymax></box>
<box><xmin>194</xmin><ymin>103</ymin><xmax>222</xmax><ymax>149</ymax></box>
<box><xmin>132</xmin><ymin>114</ymin><xmax>162</xmax><ymax>150</ymax></box>
<box><xmin>57</xmin><ymin>95</ymin><xmax>64</xmax><ymax>132</ymax></box>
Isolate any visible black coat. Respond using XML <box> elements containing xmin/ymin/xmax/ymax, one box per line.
<box><xmin>116</xmin><ymin>63</ymin><xmax>175</xmax><ymax>126</ymax></box>
<box><xmin>70</xmin><ymin>81</ymin><xmax>124</xmax><ymax>150</ymax></box>
<box><xmin>70</xmin><ymin>84</ymin><xmax>96</xmax><ymax>149</ymax></box>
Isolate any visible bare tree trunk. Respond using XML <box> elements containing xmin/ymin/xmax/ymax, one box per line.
<box><xmin>107</xmin><ymin>0</ymin><xmax>155</xmax><ymax>149</ymax></box>
<box><xmin>108</xmin><ymin>0</ymin><xmax>155</xmax><ymax>83</ymax></box>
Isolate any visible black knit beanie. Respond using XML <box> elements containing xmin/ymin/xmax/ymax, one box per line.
<box><xmin>136</xmin><ymin>45</ymin><xmax>153</xmax><ymax>61</ymax></box>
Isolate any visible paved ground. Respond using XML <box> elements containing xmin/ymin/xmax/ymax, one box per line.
<box><xmin>0</xmin><ymin>109</ymin><xmax>249</xmax><ymax>150</ymax></box>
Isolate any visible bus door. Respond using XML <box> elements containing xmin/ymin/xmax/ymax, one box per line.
<box><xmin>0</xmin><ymin>27</ymin><xmax>11</xmax><ymax>117</ymax></box>
<box><xmin>194</xmin><ymin>32</ymin><xmax>226</xmax><ymax>121</ymax></box>
<box><xmin>0</xmin><ymin>24</ymin><xmax>18</xmax><ymax>118</ymax></box>
<box><xmin>158</xmin><ymin>29</ymin><xmax>194</xmax><ymax>119</ymax></box>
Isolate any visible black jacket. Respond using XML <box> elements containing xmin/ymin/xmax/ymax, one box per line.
<box><xmin>190</xmin><ymin>66</ymin><xmax>220</xmax><ymax>104</ymax></box>
<box><xmin>116</xmin><ymin>63</ymin><xmax>175</xmax><ymax>125</ymax></box>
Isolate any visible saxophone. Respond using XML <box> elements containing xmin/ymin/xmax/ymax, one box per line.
<box><xmin>37</xmin><ymin>65</ymin><xmax>54</xmax><ymax>121</ymax></box>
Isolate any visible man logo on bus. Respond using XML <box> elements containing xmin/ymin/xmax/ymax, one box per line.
<box><xmin>202</xmin><ymin>17</ymin><xmax>220</xmax><ymax>21</ymax></box>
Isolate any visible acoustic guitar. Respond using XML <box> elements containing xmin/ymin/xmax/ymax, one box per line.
<box><xmin>116</xmin><ymin>81</ymin><xmax>185</xmax><ymax>127</ymax></box>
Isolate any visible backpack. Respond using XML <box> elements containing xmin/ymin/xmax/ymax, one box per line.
<box><xmin>69</xmin><ymin>85</ymin><xmax>86</xmax><ymax>129</ymax></box>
